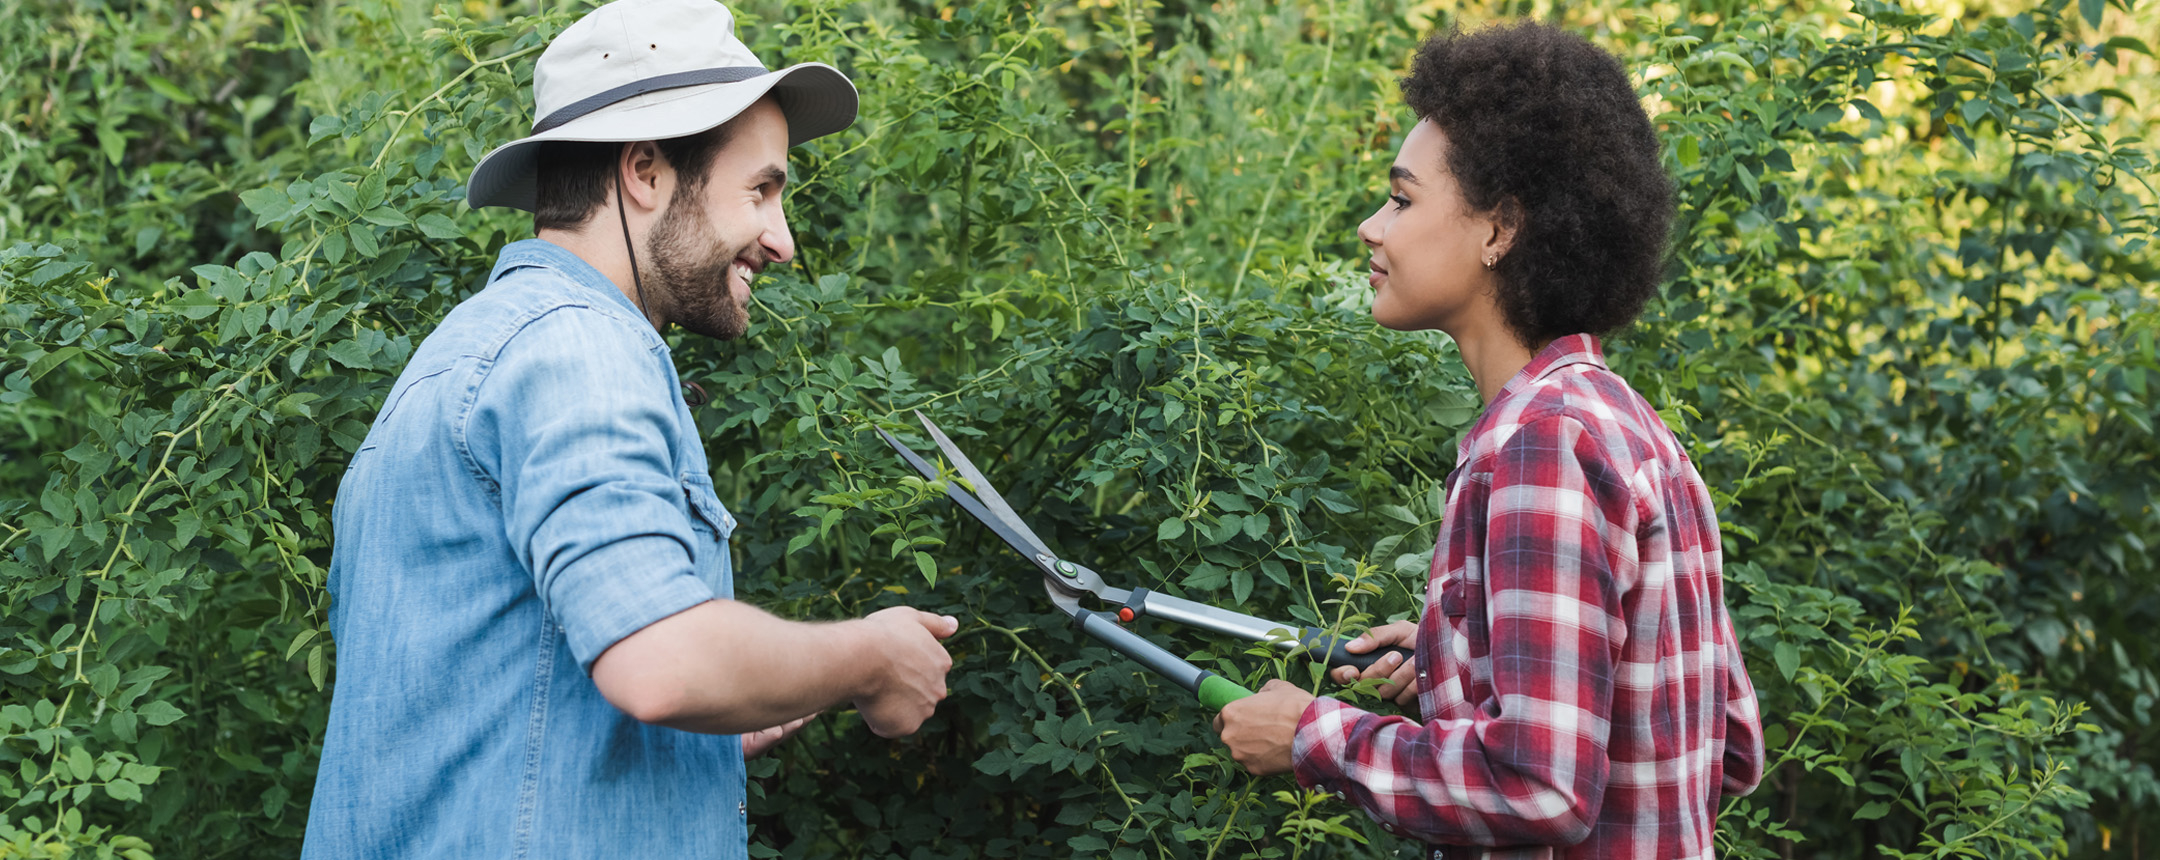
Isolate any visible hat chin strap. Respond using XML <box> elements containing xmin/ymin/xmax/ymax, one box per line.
<box><xmin>616</xmin><ymin>174</ymin><xmax>650</xmax><ymax>326</ymax></box>
<box><xmin>614</xmin><ymin>171</ymin><xmax>710</xmax><ymax>409</ymax></box>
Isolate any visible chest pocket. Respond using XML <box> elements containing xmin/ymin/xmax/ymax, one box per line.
<box><xmin>679</xmin><ymin>472</ymin><xmax>737</xmax><ymax>599</ymax></box>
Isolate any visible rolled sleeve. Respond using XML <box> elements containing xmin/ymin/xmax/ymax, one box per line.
<box><xmin>463</xmin><ymin>305</ymin><xmax>715</xmax><ymax>671</ymax></box>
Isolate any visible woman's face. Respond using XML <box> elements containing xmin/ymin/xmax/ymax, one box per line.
<box><xmin>1357</xmin><ymin>120</ymin><xmax>1503</xmax><ymax>333</ymax></box>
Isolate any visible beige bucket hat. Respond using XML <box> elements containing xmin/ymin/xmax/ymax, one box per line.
<box><xmin>466</xmin><ymin>0</ymin><xmax>857</xmax><ymax>211</ymax></box>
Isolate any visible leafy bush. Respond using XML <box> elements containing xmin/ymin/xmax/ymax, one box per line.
<box><xmin>2</xmin><ymin>0</ymin><xmax>2154</xmax><ymax>857</ymax></box>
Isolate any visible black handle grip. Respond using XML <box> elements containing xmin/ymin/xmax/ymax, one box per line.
<box><xmin>1300</xmin><ymin>628</ymin><xmax>1415</xmax><ymax>672</ymax></box>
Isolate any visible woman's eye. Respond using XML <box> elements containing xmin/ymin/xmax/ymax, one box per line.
<box><xmin>1389</xmin><ymin>194</ymin><xmax>1411</xmax><ymax>210</ymax></box>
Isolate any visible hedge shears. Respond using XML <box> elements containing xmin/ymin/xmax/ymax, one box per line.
<box><xmin>878</xmin><ymin>412</ymin><xmax>1411</xmax><ymax>711</ymax></box>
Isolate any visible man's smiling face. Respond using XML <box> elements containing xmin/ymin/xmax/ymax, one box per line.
<box><xmin>648</xmin><ymin>98</ymin><xmax>794</xmax><ymax>341</ymax></box>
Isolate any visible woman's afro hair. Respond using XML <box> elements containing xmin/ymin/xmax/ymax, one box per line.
<box><xmin>1400</xmin><ymin>22</ymin><xmax>1672</xmax><ymax>344</ymax></box>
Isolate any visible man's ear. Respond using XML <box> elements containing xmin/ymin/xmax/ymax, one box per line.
<box><xmin>1485</xmin><ymin>197</ymin><xmax>1524</xmax><ymax>264</ymax></box>
<box><xmin>616</xmin><ymin>140</ymin><xmax>668</xmax><ymax>213</ymax></box>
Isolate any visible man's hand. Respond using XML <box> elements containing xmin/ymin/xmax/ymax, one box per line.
<box><xmin>1329</xmin><ymin>620</ymin><xmax>1420</xmax><ymax>707</ymax></box>
<box><xmin>741</xmin><ymin>712</ymin><xmax>817</xmax><ymax>759</ymax></box>
<box><xmin>852</xmin><ymin>607</ymin><xmax>959</xmax><ymax>738</ymax></box>
<box><xmin>1212</xmin><ymin>679</ymin><xmax>1316</xmax><ymax>776</ymax></box>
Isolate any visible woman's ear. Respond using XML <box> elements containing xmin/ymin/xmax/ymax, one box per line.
<box><xmin>616</xmin><ymin>141</ymin><xmax>668</xmax><ymax>213</ymax></box>
<box><xmin>1484</xmin><ymin>197</ymin><xmax>1524</xmax><ymax>266</ymax></box>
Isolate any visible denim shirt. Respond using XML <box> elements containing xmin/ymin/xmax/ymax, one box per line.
<box><xmin>302</xmin><ymin>239</ymin><xmax>747</xmax><ymax>859</ymax></box>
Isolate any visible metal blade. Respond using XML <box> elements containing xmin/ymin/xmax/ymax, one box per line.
<box><xmin>877</xmin><ymin>427</ymin><xmax>1063</xmax><ymax>581</ymax></box>
<box><xmin>912</xmin><ymin>411</ymin><xmax>1055</xmax><ymax>560</ymax></box>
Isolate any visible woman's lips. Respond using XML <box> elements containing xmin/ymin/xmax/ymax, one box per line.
<box><xmin>1368</xmin><ymin>260</ymin><xmax>1388</xmax><ymax>287</ymax></box>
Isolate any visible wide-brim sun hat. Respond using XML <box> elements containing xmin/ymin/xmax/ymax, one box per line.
<box><xmin>466</xmin><ymin>0</ymin><xmax>857</xmax><ymax>212</ymax></box>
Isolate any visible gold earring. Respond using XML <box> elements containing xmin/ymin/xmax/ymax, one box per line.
<box><xmin>1483</xmin><ymin>255</ymin><xmax>1496</xmax><ymax>269</ymax></box>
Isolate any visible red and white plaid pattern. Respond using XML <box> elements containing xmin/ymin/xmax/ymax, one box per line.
<box><xmin>1294</xmin><ymin>334</ymin><xmax>1764</xmax><ymax>859</ymax></box>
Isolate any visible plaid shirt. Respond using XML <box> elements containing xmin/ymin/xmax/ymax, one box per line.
<box><xmin>1293</xmin><ymin>334</ymin><xmax>1764</xmax><ymax>859</ymax></box>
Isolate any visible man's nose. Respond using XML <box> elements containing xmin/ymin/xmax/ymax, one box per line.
<box><xmin>763</xmin><ymin>211</ymin><xmax>795</xmax><ymax>264</ymax></box>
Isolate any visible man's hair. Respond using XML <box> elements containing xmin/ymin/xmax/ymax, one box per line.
<box><xmin>1400</xmin><ymin>22</ymin><xmax>1672</xmax><ymax>344</ymax></box>
<box><xmin>531</xmin><ymin>118</ymin><xmax>741</xmax><ymax>231</ymax></box>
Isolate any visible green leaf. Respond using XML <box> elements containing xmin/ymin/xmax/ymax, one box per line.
<box><xmin>358</xmin><ymin>170</ymin><xmax>388</xmax><ymax>210</ymax></box>
<box><xmin>326</xmin><ymin>180</ymin><xmax>360</xmax><ymax>214</ymax></box>
<box><xmin>359</xmin><ymin>207</ymin><xmax>411</xmax><ymax>228</ymax></box>
<box><xmin>2104</xmin><ymin>36</ymin><xmax>2152</xmax><ymax>57</ymax></box>
<box><xmin>98</xmin><ymin>126</ymin><xmax>126</xmax><ymax>166</ymax></box>
<box><xmin>110</xmin><ymin>711</ymin><xmax>138</xmax><ymax>744</ymax></box>
<box><xmin>1854</xmin><ymin>800</ymin><xmax>1891</xmax><ymax>820</ymax></box>
<box><xmin>286</xmin><ymin>628</ymin><xmax>319</xmax><ymax>660</ymax></box>
<box><xmin>170</xmin><ymin>290</ymin><xmax>222</xmax><ymax>320</ymax></box>
<box><xmin>416</xmin><ymin>213</ymin><xmax>463</xmax><ymax>239</ymax></box>
<box><xmin>1157</xmin><ymin>518</ymin><xmax>1186</xmax><ymax>542</ymax></box>
<box><xmin>326</xmin><ymin>339</ymin><xmax>375</xmax><ymax>370</ymax></box>
<box><xmin>138</xmin><ymin>701</ymin><xmax>186</xmax><ymax>727</ymax></box>
<box><xmin>144</xmin><ymin>74</ymin><xmax>195</xmax><ymax>104</ymax></box>
<box><xmin>87</xmin><ymin>664</ymin><xmax>120</xmax><ymax>698</ymax></box>
<box><xmin>309</xmin><ymin>115</ymin><xmax>345</xmax><ymax>144</ymax></box>
<box><xmin>105</xmin><ymin>779</ymin><xmax>142</xmax><ymax>802</ymax></box>
<box><xmin>2079</xmin><ymin>0</ymin><xmax>2104</xmax><ymax>28</ymax></box>
<box><xmin>25</xmin><ymin>347</ymin><xmax>83</xmax><ymax>384</ymax></box>
<box><xmin>239</xmin><ymin>187</ymin><xmax>293</xmax><ymax>225</ymax></box>
<box><xmin>350</xmin><ymin>224</ymin><xmax>381</xmax><ymax>258</ymax></box>
<box><xmin>1378</xmin><ymin>505</ymin><xmax>1419</xmax><ymax>526</ymax></box>
<box><xmin>913</xmin><ymin>551</ymin><xmax>937</xmax><ymax>584</ymax></box>
<box><xmin>1773</xmin><ymin>640</ymin><xmax>1800</xmax><ymax>680</ymax></box>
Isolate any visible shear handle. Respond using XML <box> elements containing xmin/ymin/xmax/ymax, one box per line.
<box><xmin>1122</xmin><ymin>589</ymin><xmax>1417</xmax><ymax>672</ymax></box>
<box><xmin>1069</xmin><ymin>609</ymin><xmax>1253</xmax><ymax>711</ymax></box>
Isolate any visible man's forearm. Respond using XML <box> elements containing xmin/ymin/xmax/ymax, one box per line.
<box><xmin>591</xmin><ymin>600</ymin><xmax>888</xmax><ymax>734</ymax></box>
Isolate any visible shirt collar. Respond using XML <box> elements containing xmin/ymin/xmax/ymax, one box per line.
<box><xmin>1456</xmin><ymin>333</ymin><xmax>1607</xmax><ymax>463</ymax></box>
<box><xmin>1493</xmin><ymin>333</ymin><xmax>1606</xmax><ymax>403</ymax></box>
<box><xmin>488</xmin><ymin>238</ymin><xmax>647</xmax><ymax>321</ymax></box>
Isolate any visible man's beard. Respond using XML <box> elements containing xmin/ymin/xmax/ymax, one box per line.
<box><xmin>646</xmin><ymin>190</ymin><xmax>753</xmax><ymax>340</ymax></box>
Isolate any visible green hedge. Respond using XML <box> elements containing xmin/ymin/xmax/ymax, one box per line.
<box><xmin>2</xmin><ymin>0</ymin><xmax>2155</xmax><ymax>857</ymax></box>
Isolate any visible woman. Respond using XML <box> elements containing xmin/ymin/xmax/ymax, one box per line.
<box><xmin>1212</xmin><ymin>23</ymin><xmax>1766</xmax><ymax>859</ymax></box>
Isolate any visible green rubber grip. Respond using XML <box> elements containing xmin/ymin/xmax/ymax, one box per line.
<box><xmin>1196</xmin><ymin>673</ymin><xmax>1254</xmax><ymax>711</ymax></box>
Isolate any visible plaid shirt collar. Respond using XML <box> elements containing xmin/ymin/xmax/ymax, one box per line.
<box><xmin>1459</xmin><ymin>333</ymin><xmax>1606</xmax><ymax>462</ymax></box>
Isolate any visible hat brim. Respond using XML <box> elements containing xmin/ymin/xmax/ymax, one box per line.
<box><xmin>466</xmin><ymin>62</ymin><xmax>856</xmax><ymax>212</ymax></box>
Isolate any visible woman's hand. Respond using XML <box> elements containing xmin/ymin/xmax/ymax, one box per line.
<box><xmin>741</xmin><ymin>712</ymin><xmax>818</xmax><ymax>759</ymax></box>
<box><xmin>1329</xmin><ymin>621</ymin><xmax>1420</xmax><ymax>707</ymax></box>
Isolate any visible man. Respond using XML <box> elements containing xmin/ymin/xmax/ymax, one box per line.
<box><xmin>1212</xmin><ymin>24</ymin><xmax>1763</xmax><ymax>859</ymax></box>
<box><xmin>302</xmin><ymin>1</ymin><xmax>956</xmax><ymax>856</ymax></box>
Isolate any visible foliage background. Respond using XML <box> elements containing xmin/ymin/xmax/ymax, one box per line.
<box><xmin>2</xmin><ymin>0</ymin><xmax>2157</xmax><ymax>857</ymax></box>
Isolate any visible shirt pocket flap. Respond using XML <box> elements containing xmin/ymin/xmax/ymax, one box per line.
<box><xmin>1437</xmin><ymin>574</ymin><xmax>1469</xmax><ymax>618</ymax></box>
<box><xmin>678</xmin><ymin>473</ymin><xmax>736</xmax><ymax>542</ymax></box>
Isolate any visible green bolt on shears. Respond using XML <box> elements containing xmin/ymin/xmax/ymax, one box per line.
<box><xmin>878</xmin><ymin>411</ymin><xmax>1412</xmax><ymax>712</ymax></box>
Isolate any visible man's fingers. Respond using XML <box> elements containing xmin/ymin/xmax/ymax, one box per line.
<box><xmin>1344</xmin><ymin>635</ymin><xmax>1373</xmax><ymax>654</ymax></box>
<box><xmin>915</xmin><ymin>610</ymin><xmax>960</xmax><ymax>638</ymax></box>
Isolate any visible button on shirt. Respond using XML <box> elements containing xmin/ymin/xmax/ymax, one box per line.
<box><xmin>1292</xmin><ymin>335</ymin><xmax>1766</xmax><ymax>859</ymax></box>
<box><xmin>302</xmin><ymin>239</ymin><xmax>748</xmax><ymax>859</ymax></box>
